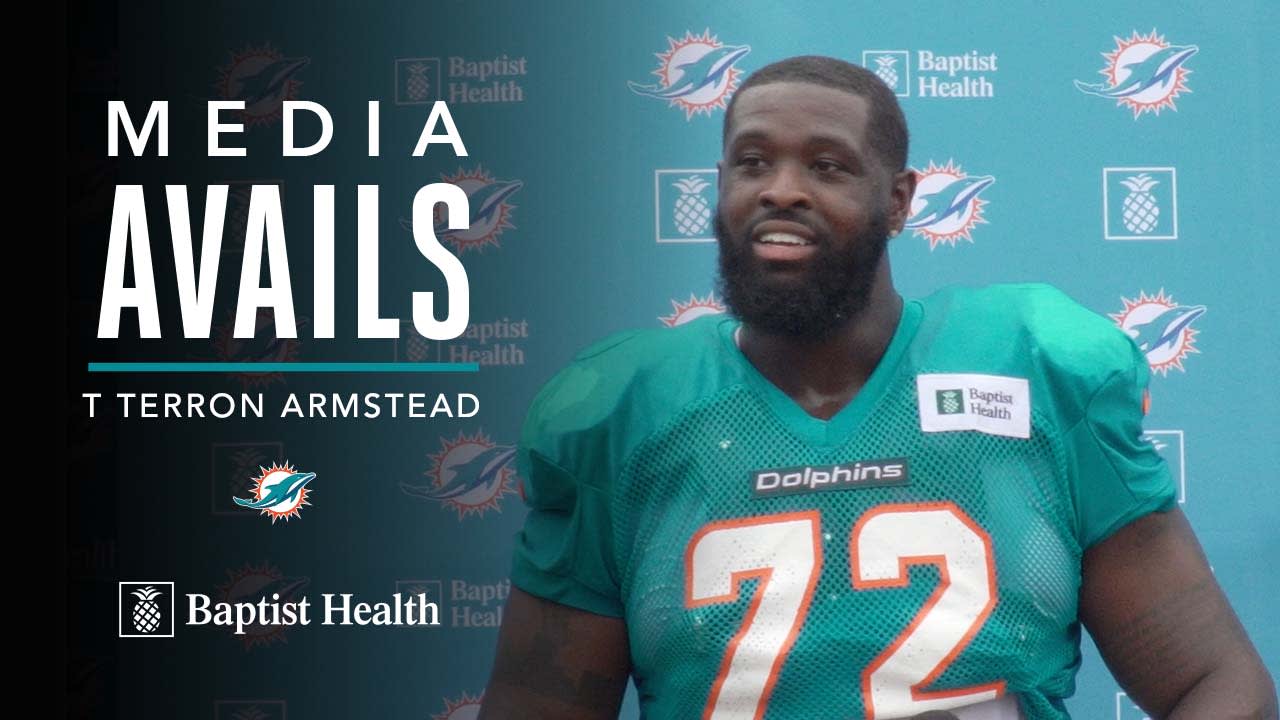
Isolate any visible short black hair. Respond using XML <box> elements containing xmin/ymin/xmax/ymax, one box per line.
<box><xmin>722</xmin><ymin>55</ymin><xmax>909</xmax><ymax>172</ymax></box>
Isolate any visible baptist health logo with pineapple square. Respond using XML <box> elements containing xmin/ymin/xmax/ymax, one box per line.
<box><xmin>117</xmin><ymin>581</ymin><xmax>439</xmax><ymax>638</ymax></box>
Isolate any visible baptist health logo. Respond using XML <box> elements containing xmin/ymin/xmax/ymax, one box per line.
<box><xmin>232</xmin><ymin>462</ymin><xmax>314</xmax><ymax>523</ymax></box>
<box><xmin>656</xmin><ymin>169</ymin><xmax>717</xmax><ymax>243</ymax></box>
<box><xmin>119</xmin><ymin>582</ymin><xmax>175</xmax><ymax>638</ymax></box>
<box><xmin>936</xmin><ymin>389</ymin><xmax>965</xmax><ymax>415</ymax></box>
<box><xmin>1111</xmin><ymin>290</ymin><xmax>1205</xmax><ymax>376</ymax></box>
<box><xmin>395</xmin><ymin>55</ymin><xmax>527</xmax><ymax>105</ymax></box>
<box><xmin>863</xmin><ymin>49</ymin><xmax>997</xmax><ymax>98</ymax></box>
<box><xmin>1104</xmin><ymin>167</ymin><xmax>1177</xmax><ymax>240</ymax></box>
<box><xmin>906</xmin><ymin>160</ymin><xmax>995</xmax><ymax>249</ymax></box>
<box><xmin>1076</xmin><ymin>30</ymin><xmax>1196</xmax><ymax>118</ymax></box>
<box><xmin>629</xmin><ymin>30</ymin><xmax>750</xmax><ymax>119</ymax></box>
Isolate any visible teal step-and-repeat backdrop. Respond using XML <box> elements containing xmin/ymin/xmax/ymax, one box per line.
<box><xmin>67</xmin><ymin>1</ymin><xmax>1277</xmax><ymax>717</ymax></box>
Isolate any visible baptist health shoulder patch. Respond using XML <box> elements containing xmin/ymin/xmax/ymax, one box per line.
<box><xmin>916</xmin><ymin>373</ymin><xmax>1030</xmax><ymax>439</ymax></box>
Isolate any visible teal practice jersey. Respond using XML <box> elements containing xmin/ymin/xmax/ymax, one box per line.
<box><xmin>511</xmin><ymin>284</ymin><xmax>1176</xmax><ymax>720</ymax></box>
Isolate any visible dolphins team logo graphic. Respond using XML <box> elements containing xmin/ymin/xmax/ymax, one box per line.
<box><xmin>215</xmin><ymin>44</ymin><xmax>309</xmax><ymax>127</ymax></box>
<box><xmin>216</xmin><ymin>562</ymin><xmax>309</xmax><ymax>649</ymax></box>
<box><xmin>628</xmin><ymin>30</ymin><xmax>751</xmax><ymax>119</ymax></box>
<box><xmin>431</xmin><ymin>692</ymin><xmax>483</xmax><ymax>720</ymax></box>
<box><xmin>1110</xmin><ymin>290</ymin><xmax>1206</xmax><ymax>376</ymax></box>
<box><xmin>660</xmin><ymin>292</ymin><xmax>726</xmax><ymax>327</ymax></box>
<box><xmin>211</xmin><ymin>309</ymin><xmax>304</xmax><ymax>389</ymax></box>
<box><xmin>905</xmin><ymin>160</ymin><xmax>995</xmax><ymax>249</ymax></box>
<box><xmin>400</xmin><ymin>167</ymin><xmax>522</xmax><ymax>254</ymax></box>
<box><xmin>402</xmin><ymin>430</ymin><xmax>518</xmax><ymax>520</ymax></box>
<box><xmin>232</xmin><ymin>461</ymin><xmax>314</xmax><ymax>523</ymax></box>
<box><xmin>1075</xmin><ymin>30</ymin><xmax>1197</xmax><ymax>118</ymax></box>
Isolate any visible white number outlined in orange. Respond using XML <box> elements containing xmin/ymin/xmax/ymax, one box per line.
<box><xmin>852</xmin><ymin>502</ymin><xmax>1005</xmax><ymax>718</ymax></box>
<box><xmin>685</xmin><ymin>503</ymin><xmax>1004</xmax><ymax>720</ymax></box>
<box><xmin>684</xmin><ymin>511</ymin><xmax>822</xmax><ymax>720</ymax></box>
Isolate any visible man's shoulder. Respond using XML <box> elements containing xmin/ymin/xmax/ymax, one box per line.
<box><xmin>520</xmin><ymin>315</ymin><xmax>734</xmax><ymax>463</ymax></box>
<box><xmin>916</xmin><ymin>283</ymin><xmax>1146</xmax><ymax>398</ymax></box>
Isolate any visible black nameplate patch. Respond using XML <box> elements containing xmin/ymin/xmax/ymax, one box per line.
<box><xmin>751</xmin><ymin>458</ymin><xmax>910</xmax><ymax>498</ymax></box>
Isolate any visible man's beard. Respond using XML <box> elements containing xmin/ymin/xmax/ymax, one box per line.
<box><xmin>715</xmin><ymin>208</ymin><xmax>891</xmax><ymax>340</ymax></box>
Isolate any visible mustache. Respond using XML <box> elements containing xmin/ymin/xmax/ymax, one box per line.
<box><xmin>744</xmin><ymin>209</ymin><xmax>821</xmax><ymax>240</ymax></box>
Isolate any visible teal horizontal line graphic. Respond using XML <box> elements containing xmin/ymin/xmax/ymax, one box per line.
<box><xmin>88</xmin><ymin>362</ymin><xmax>479</xmax><ymax>373</ymax></box>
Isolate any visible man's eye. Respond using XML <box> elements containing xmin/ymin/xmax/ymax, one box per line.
<box><xmin>814</xmin><ymin>159</ymin><xmax>844</xmax><ymax>173</ymax></box>
<box><xmin>736</xmin><ymin>155</ymin><xmax>764</xmax><ymax>168</ymax></box>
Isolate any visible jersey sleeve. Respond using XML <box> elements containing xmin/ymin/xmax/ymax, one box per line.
<box><xmin>509</xmin><ymin>350</ymin><xmax>630</xmax><ymax>618</ymax></box>
<box><xmin>1064</xmin><ymin>341</ymin><xmax>1177</xmax><ymax>549</ymax></box>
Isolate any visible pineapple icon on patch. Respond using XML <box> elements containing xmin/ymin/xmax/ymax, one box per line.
<box><xmin>118</xmin><ymin>581</ymin><xmax>175</xmax><ymax>638</ymax></box>
<box><xmin>656</xmin><ymin>169</ymin><xmax>718</xmax><ymax>243</ymax></box>
<box><xmin>1103</xmin><ymin>167</ymin><xmax>1178</xmax><ymax>240</ymax></box>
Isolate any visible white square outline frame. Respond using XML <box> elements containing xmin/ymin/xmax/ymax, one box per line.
<box><xmin>214</xmin><ymin>700</ymin><xmax>287</xmax><ymax>720</ymax></box>
<box><xmin>210</xmin><ymin>441</ymin><xmax>286</xmax><ymax>516</ymax></box>
<box><xmin>118</xmin><ymin>581</ymin><xmax>175</xmax><ymax>638</ymax></box>
<box><xmin>394</xmin><ymin>57</ymin><xmax>443</xmax><ymax>106</ymax></box>
<box><xmin>1144</xmin><ymin>429</ymin><xmax>1186</xmax><ymax>504</ymax></box>
<box><xmin>395</xmin><ymin>579</ymin><xmax>445</xmax><ymax>629</ymax></box>
<box><xmin>654</xmin><ymin>168</ymin><xmax>718</xmax><ymax>244</ymax></box>
<box><xmin>1103</xmin><ymin>166</ymin><xmax>1178</xmax><ymax>240</ymax></box>
<box><xmin>862</xmin><ymin>50</ymin><xmax>911</xmax><ymax>97</ymax></box>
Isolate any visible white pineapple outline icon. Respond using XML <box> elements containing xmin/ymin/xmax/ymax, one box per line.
<box><xmin>405</xmin><ymin>62</ymin><xmax>432</xmax><ymax>103</ymax></box>
<box><xmin>938</xmin><ymin>389</ymin><xmax>964</xmax><ymax>415</ymax></box>
<box><xmin>131</xmin><ymin>586</ymin><xmax>163</xmax><ymax>633</ymax></box>
<box><xmin>1119</xmin><ymin>173</ymin><xmax>1161</xmax><ymax>234</ymax></box>
<box><xmin>874</xmin><ymin>55</ymin><xmax>899</xmax><ymax>88</ymax></box>
<box><xmin>672</xmin><ymin>175</ymin><xmax>712</xmax><ymax>236</ymax></box>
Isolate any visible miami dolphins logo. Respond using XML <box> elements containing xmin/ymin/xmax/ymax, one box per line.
<box><xmin>403</xmin><ymin>430</ymin><xmax>518</xmax><ymax>520</ymax></box>
<box><xmin>660</xmin><ymin>292</ymin><xmax>725</xmax><ymax>327</ymax></box>
<box><xmin>232</xmin><ymin>462</ymin><xmax>314</xmax><ymax>523</ymax></box>
<box><xmin>905</xmin><ymin>160</ymin><xmax>995</xmax><ymax>249</ymax></box>
<box><xmin>216</xmin><ymin>562</ymin><xmax>309</xmax><ymax>649</ymax></box>
<box><xmin>400</xmin><ymin>167</ymin><xmax>522</xmax><ymax>255</ymax></box>
<box><xmin>628</xmin><ymin>30</ymin><xmax>750</xmax><ymax>119</ymax></box>
<box><xmin>1075</xmin><ymin>30</ymin><xmax>1197</xmax><ymax>118</ymax></box>
<box><xmin>215</xmin><ymin>44</ymin><xmax>309</xmax><ymax>127</ymax></box>
<box><xmin>431</xmin><ymin>692</ymin><xmax>483</xmax><ymax>720</ymax></box>
<box><xmin>1110</xmin><ymin>290</ymin><xmax>1206</xmax><ymax>376</ymax></box>
<box><xmin>211</xmin><ymin>309</ymin><xmax>304</xmax><ymax>389</ymax></box>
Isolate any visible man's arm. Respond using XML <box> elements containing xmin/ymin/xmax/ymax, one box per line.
<box><xmin>478</xmin><ymin>587</ymin><xmax>631</xmax><ymax>720</ymax></box>
<box><xmin>1080</xmin><ymin>507</ymin><xmax>1277</xmax><ymax>719</ymax></box>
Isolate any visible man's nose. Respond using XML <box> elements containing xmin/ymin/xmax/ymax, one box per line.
<box><xmin>758</xmin><ymin>162</ymin><xmax>812</xmax><ymax>209</ymax></box>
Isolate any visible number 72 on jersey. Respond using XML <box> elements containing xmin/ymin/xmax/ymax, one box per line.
<box><xmin>685</xmin><ymin>502</ymin><xmax>1006</xmax><ymax>719</ymax></box>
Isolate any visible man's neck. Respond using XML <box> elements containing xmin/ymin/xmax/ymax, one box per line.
<box><xmin>737</xmin><ymin>287</ymin><xmax>903</xmax><ymax>421</ymax></box>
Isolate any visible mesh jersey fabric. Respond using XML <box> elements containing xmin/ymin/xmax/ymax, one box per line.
<box><xmin>510</xmin><ymin>283</ymin><xmax>1176</xmax><ymax>720</ymax></box>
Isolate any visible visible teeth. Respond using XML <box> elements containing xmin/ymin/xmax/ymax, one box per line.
<box><xmin>758</xmin><ymin>232</ymin><xmax>811</xmax><ymax>246</ymax></box>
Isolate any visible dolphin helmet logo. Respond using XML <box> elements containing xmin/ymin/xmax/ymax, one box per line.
<box><xmin>403</xmin><ymin>430</ymin><xmax>518</xmax><ymax>520</ymax></box>
<box><xmin>660</xmin><ymin>292</ymin><xmax>725</xmax><ymax>327</ymax></box>
<box><xmin>629</xmin><ymin>30</ymin><xmax>750</xmax><ymax>119</ymax></box>
<box><xmin>431</xmin><ymin>692</ymin><xmax>484</xmax><ymax>720</ymax></box>
<box><xmin>216</xmin><ymin>562</ymin><xmax>310</xmax><ymax>649</ymax></box>
<box><xmin>216</xmin><ymin>44</ymin><xmax>309</xmax><ymax>127</ymax></box>
<box><xmin>1111</xmin><ymin>290</ymin><xmax>1206</xmax><ymax>375</ymax></box>
<box><xmin>1075</xmin><ymin>30</ymin><xmax>1196</xmax><ymax>118</ymax></box>
<box><xmin>233</xmin><ymin>462</ymin><xmax>315</xmax><ymax>523</ymax></box>
<box><xmin>400</xmin><ymin>167</ymin><xmax>522</xmax><ymax>254</ymax></box>
<box><xmin>906</xmin><ymin>160</ymin><xmax>995</xmax><ymax>249</ymax></box>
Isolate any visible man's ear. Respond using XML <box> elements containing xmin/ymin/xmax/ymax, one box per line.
<box><xmin>716</xmin><ymin>159</ymin><xmax>725</xmax><ymax>194</ymax></box>
<box><xmin>889</xmin><ymin>168</ymin><xmax>917</xmax><ymax>235</ymax></box>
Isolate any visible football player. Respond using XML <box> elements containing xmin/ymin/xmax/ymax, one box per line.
<box><xmin>478</xmin><ymin>56</ymin><xmax>1276</xmax><ymax>720</ymax></box>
